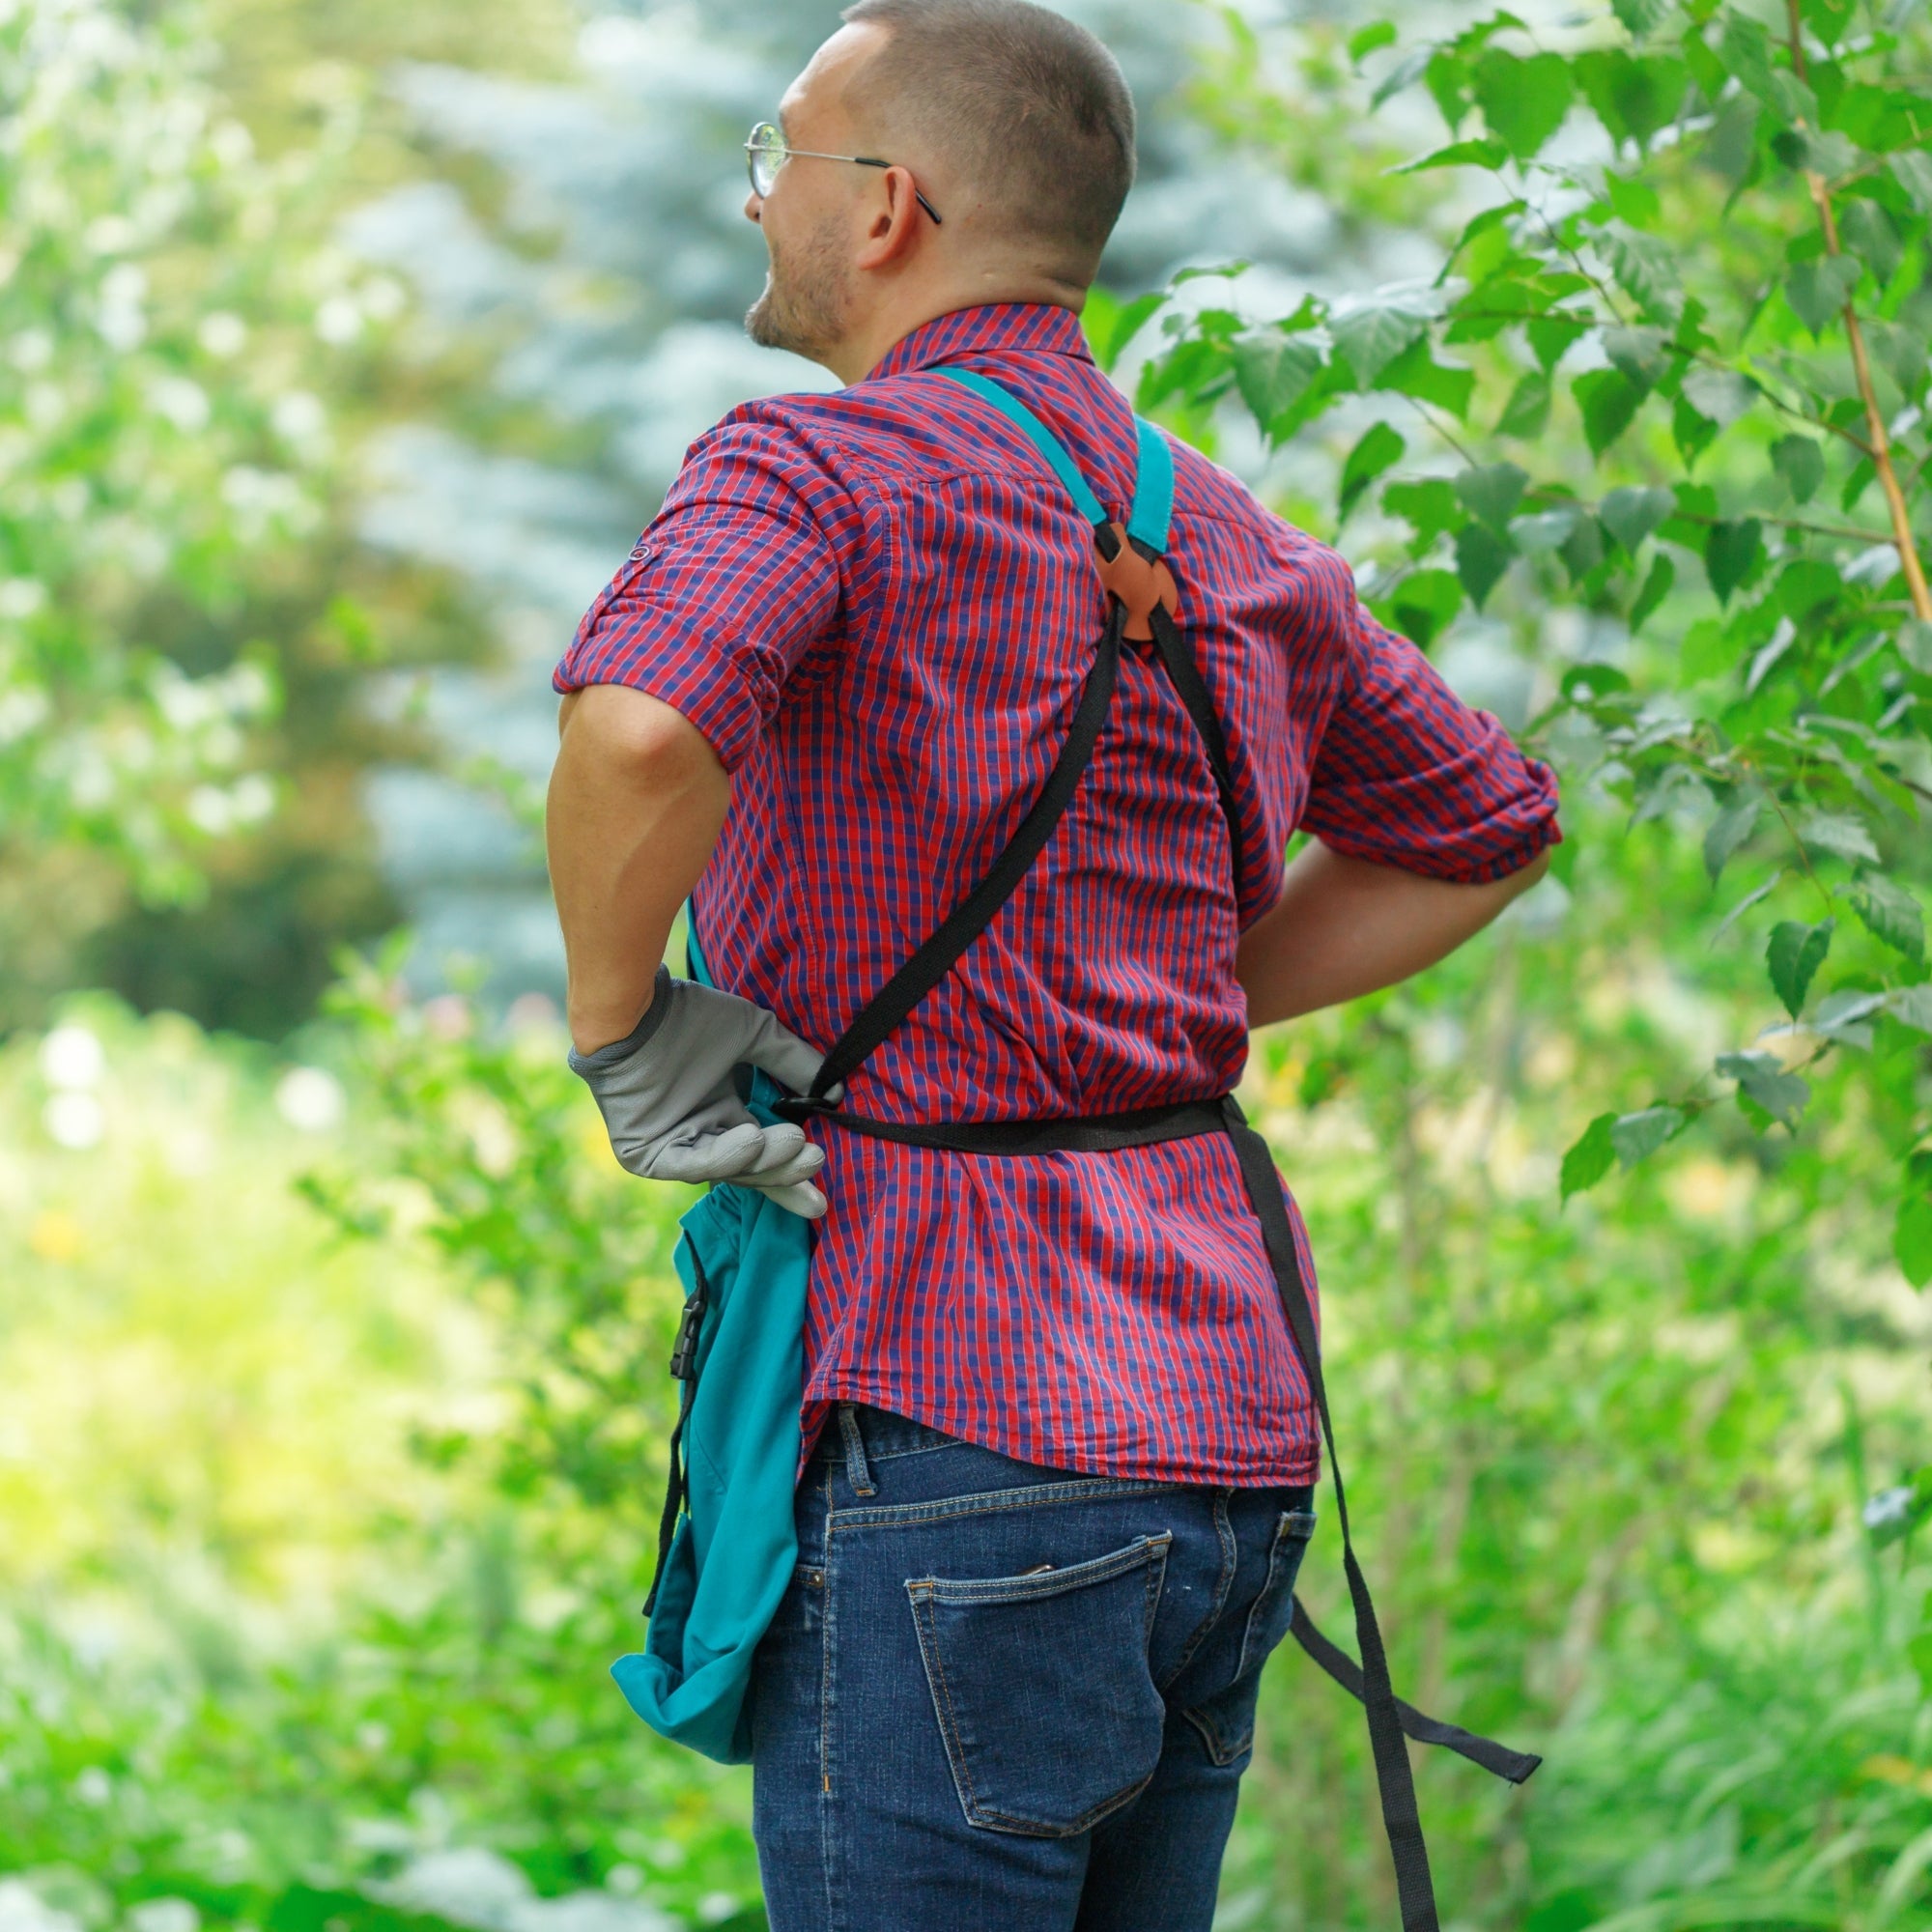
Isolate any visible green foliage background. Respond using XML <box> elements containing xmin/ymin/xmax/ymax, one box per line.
<box><xmin>5</xmin><ymin>1</ymin><xmax>1932</xmax><ymax>1929</ymax></box>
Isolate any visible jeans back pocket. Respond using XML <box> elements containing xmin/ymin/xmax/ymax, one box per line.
<box><xmin>906</xmin><ymin>1531</ymin><xmax>1171</xmax><ymax>1837</ymax></box>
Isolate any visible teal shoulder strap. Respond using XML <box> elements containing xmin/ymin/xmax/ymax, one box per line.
<box><xmin>1127</xmin><ymin>415</ymin><xmax>1175</xmax><ymax>556</ymax></box>
<box><xmin>935</xmin><ymin>368</ymin><xmax>1174</xmax><ymax>555</ymax></box>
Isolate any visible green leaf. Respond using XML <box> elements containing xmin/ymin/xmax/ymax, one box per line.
<box><xmin>1704</xmin><ymin>519</ymin><xmax>1762</xmax><ymax>604</ymax></box>
<box><xmin>1473</xmin><ymin>48</ymin><xmax>1576</xmax><ymax>160</ymax></box>
<box><xmin>1373</xmin><ymin>337</ymin><xmax>1477</xmax><ymax>416</ymax></box>
<box><xmin>1338</xmin><ymin>420</ymin><xmax>1406</xmax><ymax>520</ymax></box>
<box><xmin>1574</xmin><ymin>49</ymin><xmax>1690</xmax><ymax>149</ymax></box>
<box><xmin>1771</xmin><ymin>435</ymin><xmax>1825</xmax><ymax>505</ymax></box>
<box><xmin>1838</xmin><ymin>198</ymin><xmax>1902</xmax><ymax>291</ymax></box>
<box><xmin>1890</xmin><ymin>150</ymin><xmax>1932</xmax><ymax>213</ymax></box>
<box><xmin>1785</xmin><ymin>255</ymin><xmax>1861</xmax><ymax>335</ymax></box>
<box><xmin>1898</xmin><ymin>620</ymin><xmax>1932</xmax><ymax>674</ymax></box>
<box><xmin>1560</xmin><ymin>513</ymin><xmax>1605</xmax><ymax>582</ymax></box>
<box><xmin>1703</xmin><ymin>797</ymin><xmax>1760</xmax><ymax>881</ymax></box>
<box><xmin>1801</xmin><ymin>0</ymin><xmax>1858</xmax><ymax>47</ymax></box>
<box><xmin>1716</xmin><ymin>1049</ymin><xmax>1811</xmax><ymax>1128</ymax></box>
<box><xmin>1526</xmin><ymin>311</ymin><xmax>1591</xmax><ymax>372</ymax></box>
<box><xmin>1233</xmin><ymin>332</ymin><xmax>1324</xmax><ymax>440</ymax></box>
<box><xmin>1672</xmin><ymin>393</ymin><xmax>1719</xmax><ymax>468</ymax></box>
<box><xmin>1801</xmin><ymin>810</ymin><xmax>1881</xmax><ymax>865</ymax></box>
<box><xmin>1330</xmin><ymin>304</ymin><xmax>1429</xmax><ymax>386</ymax></box>
<box><xmin>1574</xmin><ymin>368</ymin><xmax>1644</xmax><ymax>456</ymax></box>
<box><xmin>1850</xmin><ymin>875</ymin><xmax>1924</xmax><ymax>960</ymax></box>
<box><xmin>1382</xmin><ymin>478</ymin><xmax>1460</xmax><ymax>552</ymax></box>
<box><xmin>1384</xmin><ymin>569</ymin><xmax>1463</xmax><ymax>648</ymax></box>
<box><xmin>1454</xmin><ymin>462</ymin><xmax>1528</xmax><ymax>531</ymax></box>
<box><xmin>1767</xmin><ymin>917</ymin><xmax>1833</xmax><ymax>1017</ymax></box>
<box><xmin>1496</xmin><ymin>371</ymin><xmax>1552</xmax><ymax>438</ymax></box>
<box><xmin>1348</xmin><ymin>20</ymin><xmax>1398</xmax><ymax>64</ymax></box>
<box><xmin>1865</xmin><ymin>318</ymin><xmax>1928</xmax><ymax>399</ymax></box>
<box><xmin>1604</xmin><ymin>325</ymin><xmax>1667</xmax><ymax>392</ymax></box>
<box><xmin>1714</xmin><ymin>11</ymin><xmax>1776</xmax><ymax>100</ymax></box>
<box><xmin>1630</xmin><ymin>552</ymin><xmax>1674</xmax><ymax>633</ymax></box>
<box><xmin>1612</xmin><ymin>0</ymin><xmax>1667</xmax><ymax>39</ymax></box>
<box><xmin>1612</xmin><ymin>1105</ymin><xmax>1687</xmax><ymax>1169</ymax></box>
<box><xmin>1678</xmin><ymin>365</ymin><xmax>1757</xmax><ymax>429</ymax></box>
<box><xmin>1890</xmin><ymin>985</ymin><xmax>1932</xmax><ymax>1036</ymax></box>
<box><xmin>1372</xmin><ymin>44</ymin><xmax>1435</xmax><ymax>110</ymax></box>
<box><xmin>1599</xmin><ymin>484</ymin><xmax>1674</xmax><ymax>553</ymax></box>
<box><xmin>1897</xmin><ymin>1196</ymin><xmax>1932</xmax><ymax>1289</ymax></box>
<box><xmin>1394</xmin><ymin>137</ymin><xmax>1511</xmax><ymax>173</ymax></box>
<box><xmin>1096</xmin><ymin>291</ymin><xmax>1164</xmax><ymax>373</ymax></box>
<box><xmin>1560</xmin><ymin>1113</ymin><xmax>1617</xmax><ymax>1200</ymax></box>
<box><xmin>1601</xmin><ymin>226</ymin><xmax>1682</xmax><ymax>323</ymax></box>
<box><xmin>1455</xmin><ymin>522</ymin><xmax>1515</xmax><ymax>608</ymax></box>
<box><xmin>1511</xmin><ymin>504</ymin><xmax>1581</xmax><ymax>553</ymax></box>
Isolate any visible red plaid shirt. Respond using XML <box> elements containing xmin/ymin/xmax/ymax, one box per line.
<box><xmin>557</xmin><ymin>302</ymin><xmax>1558</xmax><ymax>1485</ymax></box>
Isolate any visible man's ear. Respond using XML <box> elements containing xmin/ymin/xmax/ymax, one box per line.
<box><xmin>853</xmin><ymin>166</ymin><xmax>925</xmax><ymax>270</ymax></box>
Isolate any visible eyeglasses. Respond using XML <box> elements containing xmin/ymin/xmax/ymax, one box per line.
<box><xmin>745</xmin><ymin>121</ymin><xmax>943</xmax><ymax>226</ymax></box>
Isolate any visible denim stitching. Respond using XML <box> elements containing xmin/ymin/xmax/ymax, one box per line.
<box><xmin>905</xmin><ymin>1538</ymin><xmax>1171</xmax><ymax>1838</ymax></box>
<box><xmin>817</xmin><ymin>1484</ymin><xmax>838</xmax><ymax>1928</ymax></box>
<box><xmin>833</xmin><ymin>1477</ymin><xmax>1181</xmax><ymax>1531</ymax></box>
<box><xmin>906</xmin><ymin>1587</ymin><xmax>983</xmax><ymax>1823</ymax></box>
<box><xmin>907</xmin><ymin>1531</ymin><xmax>1171</xmax><ymax>1605</ymax></box>
<box><xmin>838</xmin><ymin>1405</ymin><xmax>876</xmax><ymax>1498</ymax></box>
<box><xmin>1157</xmin><ymin>1489</ymin><xmax>1237</xmax><ymax>1693</ymax></box>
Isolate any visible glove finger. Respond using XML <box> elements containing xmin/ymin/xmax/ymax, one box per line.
<box><xmin>738</xmin><ymin>1012</ymin><xmax>830</xmax><ymax>1100</ymax></box>
<box><xmin>648</xmin><ymin>1120</ymin><xmax>768</xmax><ymax>1182</ymax></box>
<box><xmin>738</xmin><ymin>1140</ymin><xmax>825</xmax><ymax>1188</ymax></box>
<box><xmin>736</xmin><ymin>1121</ymin><xmax>808</xmax><ymax>1176</ymax></box>
<box><xmin>737</xmin><ymin>1175</ymin><xmax>828</xmax><ymax>1220</ymax></box>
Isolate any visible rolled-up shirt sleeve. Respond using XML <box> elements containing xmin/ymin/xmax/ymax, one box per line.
<box><xmin>1300</xmin><ymin>607</ymin><xmax>1560</xmax><ymax>882</ymax></box>
<box><xmin>554</xmin><ymin>416</ymin><xmax>843</xmax><ymax>773</ymax></box>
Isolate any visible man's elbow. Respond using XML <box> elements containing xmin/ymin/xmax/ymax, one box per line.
<box><xmin>562</xmin><ymin>684</ymin><xmax>723</xmax><ymax>790</ymax></box>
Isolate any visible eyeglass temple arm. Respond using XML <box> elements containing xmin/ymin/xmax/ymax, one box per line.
<box><xmin>852</xmin><ymin>156</ymin><xmax>943</xmax><ymax>225</ymax></box>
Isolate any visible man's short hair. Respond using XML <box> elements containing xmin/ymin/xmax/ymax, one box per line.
<box><xmin>838</xmin><ymin>0</ymin><xmax>1136</xmax><ymax>280</ymax></box>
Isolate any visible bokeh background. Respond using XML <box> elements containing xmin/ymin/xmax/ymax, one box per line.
<box><xmin>5</xmin><ymin>0</ymin><xmax>1931</xmax><ymax>1927</ymax></box>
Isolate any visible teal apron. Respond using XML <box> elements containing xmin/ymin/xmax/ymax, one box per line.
<box><xmin>610</xmin><ymin>372</ymin><xmax>1539</xmax><ymax>1929</ymax></box>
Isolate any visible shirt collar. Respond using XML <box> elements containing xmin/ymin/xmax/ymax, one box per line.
<box><xmin>866</xmin><ymin>301</ymin><xmax>1094</xmax><ymax>383</ymax></box>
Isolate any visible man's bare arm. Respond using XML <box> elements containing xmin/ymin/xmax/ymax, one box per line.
<box><xmin>1236</xmin><ymin>840</ymin><xmax>1550</xmax><ymax>1030</ymax></box>
<box><xmin>547</xmin><ymin>685</ymin><xmax>730</xmax><ymax>1054</ymax></box>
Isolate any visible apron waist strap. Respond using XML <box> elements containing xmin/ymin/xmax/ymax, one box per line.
<box><xmin>772</xmin><ymin>1095</ymin><xmax>1227</xmax><ymax>1155</ymax></box>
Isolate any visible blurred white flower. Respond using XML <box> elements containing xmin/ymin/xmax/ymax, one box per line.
<box><xmin>8</xmin><ymin>328</ymin><xmax>53</xmax><ymax>372</ymax></box>
<box><xmin>231</xmin><ymin>772</ymin><xmax>275</xmax><ymax>823</ymax></box>
<box><xmin>44</xmin><ymin>1092</ymin><xmax>105</xmax><ymax>1150</ymax></box>
<box><xmin>0</xmin><ymin>1880</ymin><xmax>83</xmax><ymax>1932</ymax></box>
<box><xmin>73</xmin><ymin>1766</ymin><xmax>112</xmax><ymax>1804</ymax></box>
<box><xmin>276</xmin><ymin>1065</ymin><xmax>346</xmax><ymax>1133</ymax></box>
<box><xmin>149</xmin><ymin>375</ymin><xmax>211</xmax><ymax>433</ymax></box>
<box><xmin>128</xmin><ymin>1901</ymin><xmax>198</xmax><ymax>1932</ymax></box>
<box><xmin>208</xmin><ymin>120</ymin><xmax>254</xmax><ymax>168</ymax></box>
<box><xmin>197</xmin><ymin>310</ymin><xmax>247</xmax><ymax>357</ymax></box>
<box><xmin>97</xmin><ymin>262</ymin><xmax>148</xmax><ymax>351</ymax></box>
<box><xmin>0</xmin><ymin>578</ymin><xmax>47</xmax><ymax>618</ymax></box>
<box><xmin>83</xmin><ymin>213</ymin><xmax>135</xmax><ymax>254</ymax></box>
<box><xmin>186</xmin><ymin>784</ymin><xmax>234</xmax><ymax>834</ymax></box>
<box><xmin>360</xmin><ymin>274</ymin><xmax>406</xmax><ymax>322</ymax></box>
<box><xmin>41</xmin><ymin>1024</ymin><xmax>104</xmax><ymax>1089</ymax></box>
<box><xmin>271</xmin><ymin>389</ymin><xmax>328</xmax><ymax>445</ymax></box>
<box><xmin>315</xmin><ymin>294</ymin><xmax>363</xmax><ymax>344</ymax></box>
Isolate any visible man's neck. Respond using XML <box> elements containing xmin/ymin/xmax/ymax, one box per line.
<box><xmin>825</xmin><ymin>275</ymin><xmax>1087</xmax><ymax>385</ymax></box>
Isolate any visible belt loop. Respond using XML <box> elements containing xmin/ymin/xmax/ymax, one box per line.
<box><xmin>838</xmin><ymin>1404</ymin><xmax>876</xmax><ymax>1497</ymax></box>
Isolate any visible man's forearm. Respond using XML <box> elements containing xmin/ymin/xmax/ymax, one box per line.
<box><xmin>1236</xmin><ymin>839</ymin><xmax>1550</xmax><ymax>1029</ymax></box>
<box><xmin>546</xmin><ymin>685</ymin><xmax>730</xmax><ymax>1053</ymax></box>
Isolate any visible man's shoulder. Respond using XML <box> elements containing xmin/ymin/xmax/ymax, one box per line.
<box><xmin>704</xmin><ymin>380</ymin><xmax>975</xmax><ymax>487</ymax></box>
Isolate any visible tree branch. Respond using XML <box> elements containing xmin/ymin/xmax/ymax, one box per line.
<box><xmin>1788</xmin><ymin>0</ymin><xmax>1932</xmax><ymax>621</ymax></box>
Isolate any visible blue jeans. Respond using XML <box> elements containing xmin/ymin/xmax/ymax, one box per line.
<box><xmin>749</xmin><ymin>1405</ymin><xmax>1317</xmax><ymax>1931</ymax></box>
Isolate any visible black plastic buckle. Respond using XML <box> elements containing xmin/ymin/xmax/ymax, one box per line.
<box><xmin>668</xmin><ymin>1278</ymin><xmax>708</xmax><ymax>1381</ymax></box>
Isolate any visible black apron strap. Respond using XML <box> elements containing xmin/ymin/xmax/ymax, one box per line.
<box><xmin>643</xmin><ymin>1250</ymin><xmax>710</xmax><ymax>1617</ymax></box>
<box><xmin>1144</xmin><ymin>594</ymin><xmax>1243</xmax><ymax>877</ymax></box>
<box><xmin>799</xmin><ymin>602</ymin><xmax>1125</xmax><ymax>1106</ymax></box>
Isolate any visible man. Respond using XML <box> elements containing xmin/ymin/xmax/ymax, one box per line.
<box><xmin>546</xmin><ymin>2</ymin><xmax>1558</xmax><ymax>1926</ymax></box>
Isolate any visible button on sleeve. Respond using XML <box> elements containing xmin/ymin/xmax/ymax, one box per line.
<box><xmin>1299</xmin><ymin>607</ymin><xmax>1560</xmax><ymax>883</ymax></box>
<box><xmin>554</xmin><ymin>421</ymin><xmax>843</xmax><ymax>773</ymax></box>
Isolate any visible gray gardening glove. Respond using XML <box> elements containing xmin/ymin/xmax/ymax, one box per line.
<box><xmin>569</xmin><ymin>965</ymin><xmax>838</xmax><ymax>1220</ymax></box>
